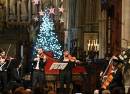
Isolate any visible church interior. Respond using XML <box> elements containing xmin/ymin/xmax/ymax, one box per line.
<box><xmin>0</xmin><ymin>0</ymin><xmax>130</xmax><ymax>94</ymax></box>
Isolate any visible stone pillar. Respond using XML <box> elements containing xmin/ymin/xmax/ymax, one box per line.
<box><xmin>122</xmin><ymin>0</ymin><xmax>130</xmax><ymax>93</ymax></box>
<box><xmin>28</xmin><ymin>0</ymin><xmax>31</xmax><ymax>22</ymax></box>
<box><xmin>63</xmin><ymin>0</ymin><xmax>69</xmax><ymax>50</ymax></box>
<box><xmin>6</xmin><ymin>0</ymin><xmax>9</xmax><ymax>21</ymax></box>
<box><xmin>10</xmin><ymin>0</ymin><xmax>16</xmax><ymax>15</ymax></box>
<box><xmin>65</xmin><ymin>0</ymin><xmax>77</xmax><ymax>51</ymax></box>
<box><xmin>122</xmin><ymin>0</ymin><xmax>130</xmax><ymax>48</ymax></box>
<box><xmin>99</xmin><ymin>10</ymin><xmax>107</xmax><ymax>58</ymax></box>
<box><xmin>21</xmin><ymin>0</ymin><xmax>28</xmax><ymax>19</ymax></box>
<box><xmin>17</xmin><ymin>0</ymin><xmax>21</xmax><ymax>21</ymax></box>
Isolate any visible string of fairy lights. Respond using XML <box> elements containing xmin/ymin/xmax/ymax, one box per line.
<box><xmin>32</xmin><ymin>0</ymin><xmax>63</xmax><ymax>59</ymax></box>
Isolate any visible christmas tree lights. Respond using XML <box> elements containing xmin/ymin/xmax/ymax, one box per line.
<box><xmin>34</xmin><ymin>8</ymin><xmax>63</xmax><ymax>59</ymax></box>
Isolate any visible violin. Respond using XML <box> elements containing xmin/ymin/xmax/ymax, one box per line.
<box><xmin>63</xmin><ymin>51</ymin><xmax>80</xmax><ymax>63</ymax></box>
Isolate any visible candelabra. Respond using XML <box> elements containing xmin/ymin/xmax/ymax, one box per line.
<box><xmin>87</xmin><ymin>39</ymin><xmax>99</xmax><ymax>52</ymax></box>
<box><xmin>87</xmin><ymin>39</ymin><xmax>99</xmax><ymax>59</ymax></box>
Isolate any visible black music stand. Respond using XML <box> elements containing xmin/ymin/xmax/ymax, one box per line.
<box><xmin>49</xmin><ymin>63</ymin><xmax>68</xmax><ymax>93</ymax></box>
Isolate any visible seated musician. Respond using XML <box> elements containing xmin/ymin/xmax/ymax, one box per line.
<box><xmin>109</xmin><ymin>57</ymin><xmax>125</xmax><ymax>92</ymax></box>
<box><xmin>32</xmin><ymin>48</ymin><xmax>47</xmax><ymax>88</ymax></box>
<box><xmin>100</xmin><ymin>55</ymin><xmax>124</xmax><ymax>92</ymax></box>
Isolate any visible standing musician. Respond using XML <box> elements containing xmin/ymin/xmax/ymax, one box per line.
<box><xmin>32</xmin><ymin>48</ymin><xmax>47</xmax><ymax>88</ymax></box>
<box><xmin>0</xmin><ymin>50</ymin><xmax>8</xmax><ymax>91</ymax></box>
<box><xmin>59</xmin><ymin>50</ymin><xmax>79</xmax><ymax>94</ymax></box>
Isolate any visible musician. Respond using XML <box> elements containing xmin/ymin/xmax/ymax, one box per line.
<box><xmin>100</xmin><ymin>55</ymin><xmax>124</xmax><ymax>92</ymax></box>
<box><xmin>32</xmin><ymin>48</ymin><xmax>47</xmax><ymax>88</ymax></box>
<box><xmin>60</xmin><ymin>50</ymin><xmax>77</xmax><ymax>94</ymax></box>
<box><xmin>108</xmin><ymin>57</ymin><xmax>124</xmax><ymax>91</ymax></box>
<box><xmin>0</xmin><ymin>50</ymin><xmax>8</xmax><ymax>91</ymax></box>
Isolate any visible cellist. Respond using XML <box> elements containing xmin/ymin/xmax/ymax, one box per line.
<box><xmin>100</xmin><ymin>55</ymin><xmax>124</xmax><ymax>91</ymax></box>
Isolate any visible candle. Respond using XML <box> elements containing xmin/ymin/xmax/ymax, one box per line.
<box><xmin>97</xmin><ymin>44</ymin><xmax>99</xmax><ymax>51</ymax></box>
<box><xmin>88</xmin><ymin>40</ymin><xmax>90</xmax><ymax>51</ymax></box>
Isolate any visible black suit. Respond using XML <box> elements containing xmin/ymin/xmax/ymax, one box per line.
<box><xmin>108</xmin><ymin>69</ymin><xmax>124</xmax><ymax>91</ymax></box>
<box><xmin>11</xmin><ymin>68</ymin><xmax>21</xmax><ymax>83</ymax></box>
<box><xmin>32</xmin><ymin>58</ymin><xmax>46</xmax><ymax>87</ymax></box>
<box><xmin>59</xmin><ymin>61</ymin><xmax>75</xmax><ymax>94</ymax></box>
<box><xmin>0</xmin><ymin>60</ymin><xmax>8</xmax><ymax>90</ymax></box>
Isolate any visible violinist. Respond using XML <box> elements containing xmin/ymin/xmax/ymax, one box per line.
<box><xmin>0</xmin><ymin>50</ymin><xmax>8</xmax><ymax>91</ymax></box>
<box><xmin>32</xmin><ymin>48</ymin><xmax>47</xmax><ymax>88</ymax></box>
<box><xmin>59</xmin><ymin>50</ymin><xmax>77</xmax><ymax>94</ymax></box>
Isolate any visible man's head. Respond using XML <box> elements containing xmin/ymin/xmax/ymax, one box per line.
<box><xmin>37</xmin><ymin>48</ymin><xmax>43</xmax><ymax>54</ymax></box>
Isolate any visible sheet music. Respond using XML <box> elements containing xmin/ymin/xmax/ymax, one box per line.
<box><xmin>50</xmin><ymin>63</ymin><xmax>68</xmax><ymax>70</ymax></box>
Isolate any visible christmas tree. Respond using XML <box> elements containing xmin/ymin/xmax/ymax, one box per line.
<box><xmin>33</xmin><ymin>8</ymin><xmax>63</xmax><ymax>59</ymax></box>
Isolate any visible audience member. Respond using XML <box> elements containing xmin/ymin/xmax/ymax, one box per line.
<box><xmin>127</xmin><ymin>87</ymin><xmax>130</xmax><ymax>94</ymax></box>
<box><xmin>25</xmin><ymin>88</ymin><xmax>32</xmax><ymax>94</ymax></box>
<box><xmin>111</xmin><ymin>87</ymin><xmax>125</xmax><ymax>94</ymax></box>
<box><xmin>94</xmin><ymin>89</ymin><xmax>99</xmax><ymax>94</ymax></box>
<box><xmin>14</xmin><ymin>87</ymin><xmax>28</xmax><ymax>94</ymax></box>
<box><xmin>102</xmin><ymin>89</ymin><xmax>111</xmax><ymax>94</ymax></box>
<box><xmin>33</xmin><ymin>86</ymin><xmax>45</xmax><ymax>94</ymax></box>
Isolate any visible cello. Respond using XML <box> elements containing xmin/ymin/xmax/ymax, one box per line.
<box><xmin>101</xmin><ymin>56</ymin><xmax>118</xmax><ymax>89</ymax></box>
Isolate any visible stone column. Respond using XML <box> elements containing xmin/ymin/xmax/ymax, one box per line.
<box><xmin>10</xmin><ymin>0</ymin><xmax>16</xmax><ymax>15</ymax></box>
<box><xmin>6</xmin><ymin>0</ymin><xmax>9</xmax><ymax>21</ymax></box>
<box><xmin>99</xmin><ymin>10</ymin><xmax>107</xmax><ymax>58</ymax></box>
<box><xmin>17</xmin><ymin>0</ymin><xmax>21</xmax><ymax>21</ymax></box>
<box><xmin>21</xmin><ymin>0</ymin><xmax>28</xmax><ymax>19</ymax></box>
<box><xmin>28</xmin><ymin>0</ymin><xmax>31</xmax><ymax>22</ymax></box>
<box><xmin>122</xmin><ymin>0</ymin><xmax>130</xmax><ymax>48</ymax></box>
<box><xmin>122</xmin><ymin>0</ymin><xmax>130</xmax><ymax>93</ymax></box>
<box><xmin>65</xmin><ymin>0</ymin><xmax>76</xmax><ymax>51</ymax></box>
<box><xmin>63</xmin><ymin>0</ymin><xmax>70</xmax><ymax>50</ymax></box>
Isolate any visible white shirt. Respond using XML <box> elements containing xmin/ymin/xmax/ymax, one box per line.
<box><xmin>35</xmin><ymin>60</ymin><xmax>40</xmax><ymax>70</ymax></box>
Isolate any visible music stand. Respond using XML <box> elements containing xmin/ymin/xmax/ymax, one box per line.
<box><xmin>49</xmin><ymin>63</ymin><xmax>68</xmax><ymax>92</ymax></box>
<box><xmin>50</xmin><ymin>63</ymin><xmax>68</xmax><ymax>70</ymax></box>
